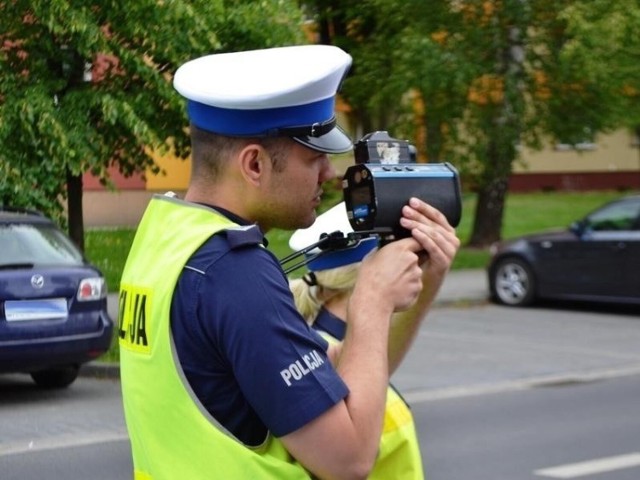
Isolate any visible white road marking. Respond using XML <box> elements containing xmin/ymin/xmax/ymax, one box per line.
<box><xmin>534</xmin><ymin>452</ymin><xmax>640</xmax><ymax>478</ymax></box>
<box><xmin>0</xmin><ymin>431</ymin><xmax>129</xmax><ymax>456</ymax></box>
<box><xmin>402</xmin><ymin>364</ymin><xmax>640</xmax><ymax>403</ymax></box>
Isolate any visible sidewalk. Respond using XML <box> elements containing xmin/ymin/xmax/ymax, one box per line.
<box><xmin>433</xmin><ymin>268</ymin><xmax>488</xmax><ymax>306</ymax></box>
<box><xmin>84</xmin><ymin>269</ymin><xmax>488</xmax><ymax>378</ymax></box>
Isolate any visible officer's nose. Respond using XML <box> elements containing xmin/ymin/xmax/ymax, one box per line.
<box><xmin>320</xmin><ymin>156</ymin><xmax>336</xmax><ymax>183</ymax></box>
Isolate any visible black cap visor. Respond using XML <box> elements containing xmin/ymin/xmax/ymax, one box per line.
<box><xmin>292</xmin><ymin>125</ymin><xmax>353</xmax><ymax>154</ymax></box>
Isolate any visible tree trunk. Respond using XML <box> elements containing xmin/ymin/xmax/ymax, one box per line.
<box><xmin>468</xmin><ymin>3</ymin><xmax>528</xmax><ymax>247</ymax></box>
<box><xmin>66</xmin><ymin>169</ymin><xmax>85</xmax><ymax>252</ymax></box>
<box><xmin>424</xmin><ymin>118</ymin><xmax>443</xmax><ymax>163</ymax></box>
<box><xmin>468</xmin><ymin>175</ymin><xmax>509</xmax><ymax>247</ymax></box>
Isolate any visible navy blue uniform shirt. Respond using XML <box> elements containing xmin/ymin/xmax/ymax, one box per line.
<box><xmin>170</xmin><ymin>206</ymin><xmax>349</xmax><ymax>446</ymax></box>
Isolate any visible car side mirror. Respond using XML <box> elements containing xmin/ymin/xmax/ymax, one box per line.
<box><xmin>570</xmin><ymin>220</ymin><xmax>585</xmax><ymax>236</ymax></box>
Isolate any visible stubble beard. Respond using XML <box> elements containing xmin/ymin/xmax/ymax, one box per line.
<box><xmin>257</xmin><ymin>199</ymin><xmax>317</xmax><ymax>232</ymax></box>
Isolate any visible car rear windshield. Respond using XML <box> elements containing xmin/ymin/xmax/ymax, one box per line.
<box><xmin>0</xmin><ymin>223</ymin><xmax>84</xmax><ymax>267</ymax></box>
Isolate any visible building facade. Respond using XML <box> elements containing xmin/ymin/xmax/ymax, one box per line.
<box><xmin>83</xmin><ymin>128</ymin><xmax>640</xmax><ymax>227</ymax></box>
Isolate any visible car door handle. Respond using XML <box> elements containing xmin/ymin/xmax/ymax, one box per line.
<box><xmin>612</xmin><ymin>242</ymin><xmax>627</xmax><ymax>250</ymax></box>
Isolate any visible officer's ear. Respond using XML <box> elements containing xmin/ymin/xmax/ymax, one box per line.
<box><xmin>237</xmin><ymin>143</ymin><xmax>268</xmax><ymax>186</ymax></box>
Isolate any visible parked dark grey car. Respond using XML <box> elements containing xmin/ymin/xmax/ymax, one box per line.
<box><xmin>488</xmin><ymin>195</ymin><xmax>640</xmax><ymax>306</ymax></box>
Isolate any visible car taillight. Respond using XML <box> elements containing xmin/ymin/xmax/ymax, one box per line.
<box><xmin>77</xmin><ymin>277</ymin><xmax>107</xmax><ymax>301</ymax></box>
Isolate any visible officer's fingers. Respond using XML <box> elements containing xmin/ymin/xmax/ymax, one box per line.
<box><xmin>373</xmin><ymin>240</ymin><xmax>426</xmax><ymax>283</ymax></box>
<box><xmin>384</xmin><ymin>236</ymin><xmax>424</xmax><ymax>256</ymax></box>
<box><xmin>402</xmin><ymin>197</ymin><xmax>455</xmax><ymax>233</ymax></box>
<box><xmin>361</xmin><ymin>241</ymin><xmax>423</xmax><ymax>302</ymax></box>
<box><xmin>399</xmin><ymin>214</ymin><xmax>457</xmax><ymax>248</ymax></box>
<box><xmin>402</xmin><ymin>221</ymin><xmax>460</xmax><ymax>268</ymax></box>
<box><xmin>420</xmin><ymin>228</ymin><xmax>459</xmax><ymax>264</ymax></box>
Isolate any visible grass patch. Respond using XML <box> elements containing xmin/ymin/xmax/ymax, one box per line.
<box><xmin>500</xmin><ymin>191</ymin><xmax>623</xmax><ymax>239</ymax></box>
<box><xmin>84</xmin><ymin>228</ymin><xmax>137</xmax><ymax>294</ymax></box>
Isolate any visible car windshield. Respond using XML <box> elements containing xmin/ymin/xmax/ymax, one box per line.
<box><xmin>584</xmin><ymin>200</ymin><xmax>640</xmax><ymax>232</ymax></box>
<box><xmin>0</xmin><ymin>223</ymin><xmax>84</xmax><ymax>267</ymax></box>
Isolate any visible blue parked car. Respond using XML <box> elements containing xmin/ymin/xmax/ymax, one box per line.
<box><xmin>0</xmin><ymin>207</ymin><xmax>113</xmax><ymax>388</ymax></box>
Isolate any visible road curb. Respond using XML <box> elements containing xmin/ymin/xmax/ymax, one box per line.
<box><xmin>80</xmin><ymin>361</ymin><xmax>120</xmax><ymax>379</ymax></box>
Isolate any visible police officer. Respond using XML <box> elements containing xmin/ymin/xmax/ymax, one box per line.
<box><xmin>119</xmin><ymin>45</ymin><xmax>459</xmax><ymax>480</ymax></box>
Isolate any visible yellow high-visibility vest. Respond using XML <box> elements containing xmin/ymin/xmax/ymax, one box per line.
<box><xmin>318</xmin><ymin>331</ymin><xmax>425</xmax><ymax>480</ymax></box>
<box><xmin>119</xmin><ymin>194</ymin><xmax>310</xmax><ymax>479</ymax></box>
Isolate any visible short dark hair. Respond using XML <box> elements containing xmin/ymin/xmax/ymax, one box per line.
<box><xmin>259</xmin><ymin>137</ymin><xmax>290</xmax><ymax>173</ymax></box>
<box><xmin>190</xmin><ymin>125</ymin><xmax>242</xmax><ymax>180</ymax></box>
<box><xmin>190</xmin><ymin>125</ymin><xmax>291</xmax><ymax>179</ymax></box>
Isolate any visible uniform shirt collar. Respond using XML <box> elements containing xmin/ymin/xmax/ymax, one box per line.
<box><xmin>195</xmin><ymin>202</ymin><xmax>269</xmax><ymax>247</ymax></box>
<box><xmin>313</xmin><ymin>307</ymin><xmax>346</xmax><ymax>341</ymax></box>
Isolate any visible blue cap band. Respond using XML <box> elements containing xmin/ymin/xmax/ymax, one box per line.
<box><xmin>187</xmin><ymin>97</ymin><xmax>335</xmax><ymax>136</ymax></box>
<box><xmin>306</xmin><ymin>237</ymin><xmax>378</xmax><ymax>271</ymax></box>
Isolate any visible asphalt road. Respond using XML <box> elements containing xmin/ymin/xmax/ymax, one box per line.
<box><xmin>3</xmin><ymin>372</ymin><xmax>639</xmax><ymax>480</ymax></box>
<box><xmin>0</xmin><ymin>374</ymin><xmax>130</xmax><ymax>479</ymax></box>
<box><xmin>415</xmin><ymin>374</ymin><xmax>640</xmax><ymax>480</ymax></box>
<box><xmin>393</xmin><ymin>300</ymin><xmax>640</xmax><ymax>398</ymax></box>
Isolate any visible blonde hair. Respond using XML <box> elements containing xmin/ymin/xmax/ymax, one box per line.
<box><xmin>289</xmin><ymin>263</ymin><xmax>360</xmax><ymax>325</ymax></box>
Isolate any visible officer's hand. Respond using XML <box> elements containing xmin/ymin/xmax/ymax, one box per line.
<box><xmin>399</xmin><ymin>197</ymin><xmax>460</xmax><ymax>280</ymax></box>
<box><xmin>356</xmin><ymin>237</ymin><xmax>425</xmax><ymax>313</ymax></box>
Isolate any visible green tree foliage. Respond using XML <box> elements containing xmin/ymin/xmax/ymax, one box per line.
<box><xmin>555</xmin><ymin>0</ymin><xmax>640</xmax><ymax>131</ymax></box>
<box><xmin>0</xmin><ymin>0</ymin><xmax>304</xmax><ymax>249</ymax></box>
<box><xmin>304</xmin><ymin>0</ymin><xmax>640</xmax><ymax>246</ymax></box>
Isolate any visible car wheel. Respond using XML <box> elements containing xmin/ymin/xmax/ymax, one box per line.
<box><xmin>491</xmin><ymin>258</ymin><xmax>536</xmax><ymax>306</ymax></box>
<box><xmin>30</xmin><ymin>365</ymin><xmax>80</xmax><ymax>389</ymax></box>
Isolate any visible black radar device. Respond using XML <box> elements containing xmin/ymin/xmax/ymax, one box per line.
<box><xmin>343</xmin><ymin>131</ymin><xmax>462</xmax><ymax>242</ymax></box>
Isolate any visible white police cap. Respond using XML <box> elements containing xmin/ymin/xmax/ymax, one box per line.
<box><xmin>289</xmin><ymin>202</ymin><xmax>377</xmax><ymax>271</ymax></box>
<box><xmin>173</xmin><ymin>45</ymin><xmax>353</xmax><ymax>154</ymax></box>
